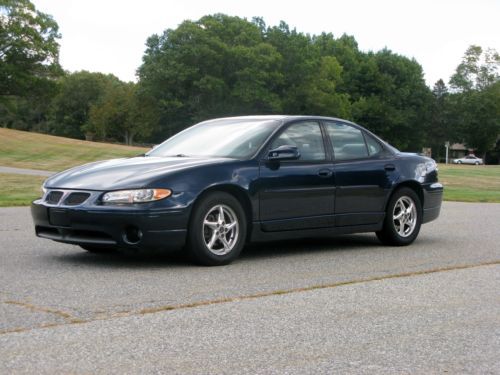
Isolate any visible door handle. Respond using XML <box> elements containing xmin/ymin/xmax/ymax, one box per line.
<box><xmin>318</xmin><ymin>168</ymin><xmax>333</xmax><ymax>178</ymax></box>
<box><xmin>384</xmin><ymin>164</ymin><xmax>396</xmax><ymax>171</ymax></box>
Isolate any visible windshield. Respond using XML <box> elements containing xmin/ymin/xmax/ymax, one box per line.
<box><xmin>147</xmin><ymin>118</ymin><xmax>281</xmax><ymax>159</ymax></box>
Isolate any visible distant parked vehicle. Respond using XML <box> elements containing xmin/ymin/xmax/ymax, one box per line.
<box><xmin>452</xmin><ymin>155</ymin><xmax>483</xmax><ymax>165</ymax></box>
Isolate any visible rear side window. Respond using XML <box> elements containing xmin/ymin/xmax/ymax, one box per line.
<box><xmin>324</xmin><ymin>122</ymin><xmax>369</xmax><ymax>160</ymax></box>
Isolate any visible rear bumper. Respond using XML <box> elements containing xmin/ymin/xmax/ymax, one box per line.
<box><xmin>31</xmin><ymin>200</ymin><xmax>189</xmax><ymax>250</ymax></box>
<box><xmin>422</xmin><ymin>183</ymin><xmax>443</xmax><ymax>224</ymax></box>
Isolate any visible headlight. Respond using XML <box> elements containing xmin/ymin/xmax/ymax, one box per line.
<box><xmin>102</xmin><ymin>189</ymin><xmax>172</xmax><ymax>204</ymax></box>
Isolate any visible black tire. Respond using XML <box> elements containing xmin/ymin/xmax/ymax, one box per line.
<box><xmin>457</xmin><ymin>160</ymin><xmax>462</xmax><ymax>164</ymax></box>
<box><xmin>79</xmin><ymin>244</ymin><xmax>117</xmax><ymax>254</ymax></box>
<box><xmin>376</xmin><ymin>187</ymin><xmax>422</xmax><ymax>246</ymax></box>
<box><xmin>475</xmin><ymin>161</ymin><xmax>479</xmax><ymax>165</ymax></box>
<box><xmin>186</xmin><ymin>192</ymin><xmax>247</xmax><ymax>266</ymax></box>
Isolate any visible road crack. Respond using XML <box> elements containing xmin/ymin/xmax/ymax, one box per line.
<box><xmin>1</xmin><ymin>261</ymin><xmax>499</xmax><ymax>336</ymax></box>
<box><xmin>4</xmin><ymin>300</ymin><xmax>84</xmax><ymax>324</ymax></box>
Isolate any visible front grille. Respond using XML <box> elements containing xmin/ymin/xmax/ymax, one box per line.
<box><xmin>64</xmin><ymin>192</ymin><xmax>90</xmax><ymax>206</ymax></box>
<box><xmin>46</xmin><ymin>191</ymin><xmax>63</xmax><ymax>204</ymax></box>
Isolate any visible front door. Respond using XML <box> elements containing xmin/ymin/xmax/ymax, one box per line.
<box><xmin>258</xmin><ymin>121</ymin><xmax>335</xmax><ymax>231</ymax></box>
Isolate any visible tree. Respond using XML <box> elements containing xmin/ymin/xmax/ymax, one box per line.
<box><xmin>448</xmin><ymin>45</ymin><xmax>500</xmax><ymax>160</ymax></box>
<box><xmin>49</xmin><ymin>71</ymin><xmax>119</xmax><ymax>139</ymax></box>
<box><xmin>454</xmin><ymin>82</ymin><xmax>500</xmax><ymax>159</ymax></box>
<box><xmin>450</xmin><ymin>45</ymin><xmax>500</xmax><ymax>92</ymax></box>
<box><xmin>304</xmin><ymin>56</ymin><xmax>351</xmax><ymax>118</ymax></box>
<box><xmin>264</xmin><ymin>21</ymin><xmax>318</xmax><ymax>114</ymax></box>
<box><xmin>86</xmin><ymin>82</ymin><xmax>158</xmax><ymax>145</ymax></box>
<box><xmin>138</xmin><ymin>14</ymin><xmax>284</xmax><ymax>140</ymax></box>
<box><xmin>426</xmin><ymin>79</ymin><xmax>454</xmax><ymax>160</ymax></box>
<box><xmin>0</xmin><ymin>0</ymin><xmax>61</xmax><ymax>98</ymax></box>
<box><xmin>351</xmin><ymin>50</ymin><xmax>432</xmax><ymax>150</ymax></box>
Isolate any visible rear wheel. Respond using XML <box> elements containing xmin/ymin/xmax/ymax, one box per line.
<box><xmin>79</xmin><ymin>245</ymin><xmax>117</xmax><ymax>254</ymax></box>
<box><xmin>187</xmin><ymin>192</ymin><xmax>247</xmax><ymax>266</ymax></box>
<box><xmin>376</xmin><ymin>187</ymin><xmax>422</xmax><ymax>246</ymax></box>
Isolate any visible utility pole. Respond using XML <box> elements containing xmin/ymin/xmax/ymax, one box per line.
<box><xmin>445</xmin><ymin>141</ymin><xmax>450</xmax><ymax>164</ymax></box>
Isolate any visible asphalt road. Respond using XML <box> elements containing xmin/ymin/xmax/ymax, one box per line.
<box><xmin>1</xmin><ymin>202</ymin><xmax>499</xmax><ymax>373</ymax></box>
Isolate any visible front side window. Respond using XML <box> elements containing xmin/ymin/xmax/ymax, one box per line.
<box><xmin>271</xmin><ymin>121</ymin><xmax>326</xmax><ymax>161</ymax></box>
<box><xmin>324</xmin><ymin>122</ymin><xmax>369</xmax><ymax>160</ymax></box>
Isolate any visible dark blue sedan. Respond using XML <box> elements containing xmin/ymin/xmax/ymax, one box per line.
<box><xmin>31</xmin><ymin>116</ymin><xmax>443</xmax><ymax>265</ymax></box>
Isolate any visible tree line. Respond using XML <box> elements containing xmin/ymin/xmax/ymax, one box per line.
<box><xmin>1</xmin><ymin>1</ymin><xmax>499</xmax><ymax>161</ymax></box>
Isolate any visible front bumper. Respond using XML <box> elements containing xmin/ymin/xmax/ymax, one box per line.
<box><xmin>422</xmin><ymin>182</ymin><xmax>444</xmax><ymax>224</ymax></box>
<box><xmin>31</xmin><ymin>199</ymin><xmax>189</xmax><ymax>250</ymax></box>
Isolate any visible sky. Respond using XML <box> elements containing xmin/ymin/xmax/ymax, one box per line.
<box><xmin>32</xmin><ymin>0</ymin><xmax>500</xmax><ymax>87</ymax></box>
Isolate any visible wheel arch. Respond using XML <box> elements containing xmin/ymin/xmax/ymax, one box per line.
<box><xmin>388</xmin><ymin>180</ymin><xmax>424</xmax><ymax>209</ymax></box>
<box><xmin>191</xmin><ymin>184</ymin><xmax>253</xmax><ymax>242</ymax></box>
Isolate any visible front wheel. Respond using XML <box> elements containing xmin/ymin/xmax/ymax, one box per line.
<box><xmin>376</xmin><ymin>187</ymin><xmax>422</xmax><ymax>246</ymax></box>
<box><xmin>187</xmin><ymin>192</ymin><xmax>247</xmax><ymax>266</ymax></box>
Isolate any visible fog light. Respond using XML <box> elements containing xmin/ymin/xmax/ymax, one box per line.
<box><xmin>123</xmin><ymin>226</ymin><xmax>143</xmax><ymax>245</ymax></box>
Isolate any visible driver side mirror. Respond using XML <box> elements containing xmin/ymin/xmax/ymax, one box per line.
<box><xmin>267</xmin><ymin>145</ymin><xmax>300</xmax><ymax>161</ymax></box>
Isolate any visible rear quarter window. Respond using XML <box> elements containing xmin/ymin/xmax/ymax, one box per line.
<box><xmin>325</xmin><ymin>122</ymin><xmax>369</xmax><ymax>160</ymax></box>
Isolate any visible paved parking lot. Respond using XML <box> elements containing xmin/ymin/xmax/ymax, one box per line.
<box><xmin>1</xmin><ymin>202</ymin><xmax>499</xmax><ymax>373</ymax></box>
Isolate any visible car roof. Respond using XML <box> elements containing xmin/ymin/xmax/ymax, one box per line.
<box><xmin>202</xmin><ymin>115</ymin><xmax>357</xmax><ymax>125</ymax></box>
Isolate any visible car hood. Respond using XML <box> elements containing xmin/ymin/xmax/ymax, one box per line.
<box><xmin>45</xmin><ymin>156</ymin><xmax>233</xmax><ymax>190</ymax></box>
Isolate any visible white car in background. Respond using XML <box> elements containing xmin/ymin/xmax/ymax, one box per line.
<box><xmin>452</xmin><ymin>155</ymin><xmax>484</xmax><ymax>165</ymax></box>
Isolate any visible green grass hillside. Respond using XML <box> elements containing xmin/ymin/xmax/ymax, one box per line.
<box><xmin>0</xmin><ymin>128</ymin><xmax>148</xmax><ymax>171</ymax></box>
<box><xmin>0</xmin><ymin>128</ymin><xmax>149</xmax><ymax>206</ymax></box>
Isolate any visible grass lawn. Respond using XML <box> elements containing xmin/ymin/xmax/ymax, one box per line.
<box><xmin>438</xmin><ymin>164</ymin><xmax>500</xmax><ymax>203</ymax></box>
<box><xmin>0</xmin><ymin>128</ymin><xmax>148</xmax><ymax>171</ymax></box>
<box><xmin>0</xmin><ymin>173</ymin><xmax>46</xmax><ymax>207</ymax></box>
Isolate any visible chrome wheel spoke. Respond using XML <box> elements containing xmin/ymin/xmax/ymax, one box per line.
<box><xmin>394</xmin><ymin>210</ymin><xmax>404</xmax><ymax>220</ymax></box>
<box><xmin>203</xmin><ymin>220</ymin><xmax>218</xmax><ymax>229</ymax></box>
<box><xmin>218</xmin><ymin>206</ymin><xmax>225</xmax><ymax>224</ymax></box>
<box><xmin>405</xmin><ymin>202</ymin><xmax>414</xmax><ymax>215</ymax></box>
<box><xmin>220</xmin><ymin>236</ymin><xmax>231</xmax><ymax>251</ymax></box>
<box><xmin>225</xmin><ymin>221</ymin><xmax>237</xmax><ymax>230</ymax></box>
<box><xmin>207</xmin><ymin>232</ymin><xmax>218</xmax><ymax>249</ymax></box>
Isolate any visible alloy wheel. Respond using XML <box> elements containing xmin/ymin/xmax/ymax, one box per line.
<box><xmin>392</xmin><ymin>196</ymin><xmax>417</xmax><ymax>238</ymax></box>
<box><xmin>202</xmin><ymin>204</ymin><xmax>239</xmax><ymax>255</ymax></box>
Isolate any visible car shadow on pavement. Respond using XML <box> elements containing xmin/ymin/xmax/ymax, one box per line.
<box><xmin>241</xmin><ymin>234</ymin><xmax>381</xmax><ymax>259</ymax></box>
<box><xmin>47</xmin><ymin>233</ymin><xmax>382</xmax><ymax>269</ymax></box>
<box><xmin>46</xmin><ymin>248</ymin><xmax>193</xmax><ymax>269</ymax></box>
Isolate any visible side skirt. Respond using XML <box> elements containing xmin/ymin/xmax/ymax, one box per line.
<box><xmin>249</xmin><ymin>221</ymin><xmax>384</xmax><ymax>243</ymax></box>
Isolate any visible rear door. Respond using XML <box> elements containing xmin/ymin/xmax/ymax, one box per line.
<box><xmin>258</xmin><ymin>121</ymin><xmax>335</xmax><ymax>231</ymax></box>
<box><xmin>323</xmin><ymin>121</ymin><xmax>393</xmax><ymax>227</ymax></box>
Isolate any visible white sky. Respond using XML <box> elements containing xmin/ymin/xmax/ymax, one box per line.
<box><xmin>33</xmin><ymin>0</ymin><xmax>500</xmax><ymax>87</ymax></box>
